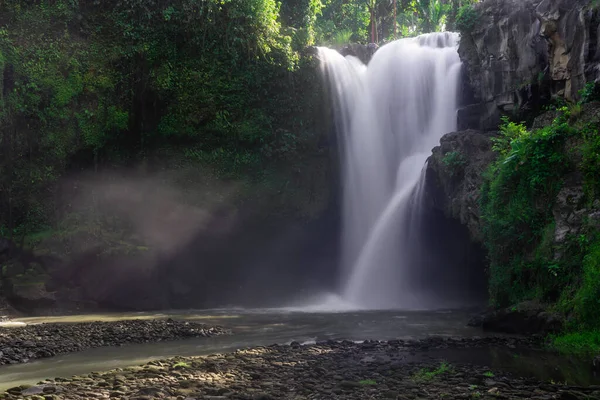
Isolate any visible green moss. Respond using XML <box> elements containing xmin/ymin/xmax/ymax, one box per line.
<box><xmin>481</xmin><ymin>103</ymin><xmax>600</xmax><ymax>333</ymax></box>
<box><xmin>550</xmin><ymin>331</ymin><xmax>600</xmax><ymax>355</ymax></box>
<box><xmin>172</xmin><ymin>361</ymin><xmax>190</xmax><ymax>369</ymax></box>
<box><xmin>571</xmin><ymin>235</ymin><xmax>600</xmax><ymax>328</ymax></box>
<box><xmin>442</xmin><ymin>151</ymin><xmax>467</xmax><ymax>176</ymax></box>
<box><xmin>481</xmin><ymin>114</ymin><xmax>575</xmax><ymax>306</ymax></box>
<box><xmin>413</xmin><ymin>362</ymin><xmax>452</xmax><ymax>382</ymax></box>
<box><xmin>581</xmin><ymin>127</ymin><xmax>600</xmax><ymax>202</ymax></box>
<box><xmin>456</xmin><ymin>4</ymin><xmax>478</xmax><ymax>34</ymax></box>
<box><xmin>579</xmin><ymin>82</ymin><xmax>600</xmax><ymax>104</ymax></box>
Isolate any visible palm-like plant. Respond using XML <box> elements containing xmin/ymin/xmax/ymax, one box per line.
<box><xmin>411</xmin><ymin>0</ymin><xmax>451</xmax><ymax>33</ymax></box>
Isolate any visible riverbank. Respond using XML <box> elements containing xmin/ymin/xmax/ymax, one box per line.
<box><xmin>2</xmin><ymin>339</ymin><xmax>597</xmax><ymax>400</ymax></box>
<box><xmin>0</xmin><ymin>319</ymin><xmax>228</xmax><ymax>365</ymax></box>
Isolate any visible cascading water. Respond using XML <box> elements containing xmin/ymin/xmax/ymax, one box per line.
<box><xmin>319</xmin><ymin>32</ymin><xmax>462</xmax><ymax>310</ymax></box>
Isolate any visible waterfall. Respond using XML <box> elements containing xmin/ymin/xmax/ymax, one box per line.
<box><xmin>318</xmin><ymin>32</ymin><xmax>462</xmax><ymax>310</ymax></box>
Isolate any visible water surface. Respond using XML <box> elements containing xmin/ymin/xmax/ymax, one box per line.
<box><xmin>1</xmin><ymin>308</ymin><xmax>597</xmax><ymax>390</ymax></box>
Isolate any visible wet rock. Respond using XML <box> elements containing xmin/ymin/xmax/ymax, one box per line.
<box><xmin>0</xmin><ymin>319</ymin><xmax>228</xmax><ymax>366</ymax></box>
<box><xmin>5</xmin><ymin>387</ymin><xmax>22</xmax><ymax>396</ymax></box>
<box><xmin>560</xmin><ymin>391</ymin><xmax>588</xmax><ymax>400</ymax></box>
<box><xmin>426</xmin><ymin>129</ymin><xmax>498</xmax><ymax>243</ymax></box>
<box><xmin>473</xmin><ymin>301</ymin><xmax>564</xmax><ymax>334</ymax></box>
<box><xmin>0</xmin><ymin>338</ymin><xmax>572</xmax><ymax>400</ymax></box>
<box><xmin>339</xmin><ymin>381</ymin><xmax>361</xmax><ymax>390</ymax></box>
<box><xmin>21</xmin><ymin>386</ymin><xmax>44</xmax><ymax>396</ymax></box>
<box><xmin>339</xmin><ymin>43</ymin><xmax>378</xmax><ymax>64</ymax></box>
<box><xmin>458</xmin><ymin>0</ymin><xmax>594</xmax><ymax>131</ymax></box>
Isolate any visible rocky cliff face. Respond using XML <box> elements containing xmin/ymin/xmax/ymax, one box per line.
<box><xmin>425</xmin><ymin>130</ymin><xmax>497</xmax><ymax>243</ymax></box>
<box><xmin>431</xmin><ymin>0</ymin><xmax>600</xmax><ymax>244</ymax></box>
<box><xmin>428</xmin><ymin>102</ymin><xmax>600</xmax><ymax>248</ymax></box>
<box><xmin>338</xmin><ymin>43</ymin><xmax>379</xmax><ymax>64</ymax></box>
<box><xmin>458</xmin><ymin>0</ymin><xmax>599</xmax><ymax>131</ymax></box>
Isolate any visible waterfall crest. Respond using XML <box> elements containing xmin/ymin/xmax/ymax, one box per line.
<box><xmin>318</xmin><ymin>32</ymin><xmax>462</xmax><ymax>309</ymax></box>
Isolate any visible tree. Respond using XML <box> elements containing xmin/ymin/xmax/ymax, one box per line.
<box><xmin>315</xmin><ymin>0</ymin><xmax>370</xmax><ymax>44</ymax></box>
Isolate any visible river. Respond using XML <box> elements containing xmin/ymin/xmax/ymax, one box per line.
<box><xmin>1</xmin><ymin>308</ymin><xmax>598</xmax><ymax>390</ymax></box>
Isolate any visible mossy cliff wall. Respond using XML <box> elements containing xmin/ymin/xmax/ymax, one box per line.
<box><xmin>427</xmin><ymin>0</ymin><xmax>600</xmax><ymax>335</ymax></box>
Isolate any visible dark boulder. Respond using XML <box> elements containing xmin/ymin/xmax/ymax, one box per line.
<box><xmin>458</xmin><ymin>0</ymin><xmax>597</xmax><ymax>131</ymax></box>
<box><xmin>339</xmin><ymin>43</ymin><xmax>379</xmax><ymax>65</ymax></box>
<box><xmin>425</xmin><ymin>129</ymin><xmax>498</xmax><ymax>243</ymax></box>
<box><xmin>468</xmin><ymin>301</ymin><xmax>564</xmax><ymax>334</ymax></box>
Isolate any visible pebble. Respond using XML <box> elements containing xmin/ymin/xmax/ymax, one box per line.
<box><xmin>0</xmin><ymin>319</ymin><xmax>228</xmax><ymax>365</ymax></box>
<box><xmin>0</xmin><ymin>339</ymin><xmax>595</xmax><ymax>400</ymax></box>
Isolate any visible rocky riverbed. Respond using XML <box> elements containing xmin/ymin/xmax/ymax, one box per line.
<box><xmin>3</xmin><ymin>338</ymin><xmax>598</xmax><ymax>400</ymax></box>
<box><xmin>0</xmin><ymin>319</ymin><xmax>228</xmax><ymax>365</ymax></box>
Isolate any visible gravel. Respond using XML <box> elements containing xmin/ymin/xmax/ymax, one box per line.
<box><xmin>0</xmin><ymin>319</ymin><xmax>228</xmax><ymax>365</ymax></box>
<box><xmin>2</xmin><ymin>339</ymin><xmax>598</xmax><ymax>399</ymax></box>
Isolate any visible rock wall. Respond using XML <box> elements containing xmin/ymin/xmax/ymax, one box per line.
<box><xmin>338</xmin><ymin>43</ymin><xmax>379</xmax><ymax>64</ymax></box>
<box><xmin>425</xmin><ymin>130</ymin><xmax>497</xmax><ymax>243</ymax></box>
<box><xmin>428</xmin><ymin>103</ymin><xmax>600</xmax><ymax>247</ymax></box>
<box><xmin>458</xmin><ymin>0</ymin><xmax>600</xmax><ymax>131</ymax></box>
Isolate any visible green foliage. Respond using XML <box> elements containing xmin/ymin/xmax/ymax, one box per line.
<box><xmin>491</xmin><ymin>116</ymin><xmax>529</xmax><ymax>156</ymax></box>
<box><xmin>315</xmin><ymin>0</ymin><xmax>369</xmax><ymax>44</ymax></box>
<box><xmin>481</xmin><ymin>113</ymin><xmax>577</xmax><ymax>306</ymax></box>
<box><xmin>543</xmin><ymin>97</ymin><xmax>568</xmax><ymax>112</ymax></box>
<box><xmin>581</xmin><ymin>128</ymin><xmax>600</xmax><ymax>201</ymax></box>
<box><xmin>481</xmin><ymin>100</ymin><xmax>600</xmax><ymax>334</ymax></box>
<box><xmin>408</xmin><ymin>0</ymin><xmax>451</xmax><ymax>33</ymax></box>
<box><xmin>578</xmin><ymin>81</ymin><xmax>600</xmax><ymax>104</ymax></box>
<box><xmin>571</xmin><ymin>235</ymin><xmax>600</xmax><ymax>329</ymax></box>
<box><xmin>172</xmin><ymin>361</ymin><xmax>190</xmax><ymax>369</ymax></box>
<box><xmin>0</xmin><ymin>0</ymin><xmax>326</xmax><ymax>232</ymax></box>
<box><xmin>413</xmin><ymin>362</ymin><xmax>452</xmax><ymax>382</ymax></box>
<box><xmin>315</xmin><ymin>0</ymin><xmax>477</xmax><ymax>45</ymax></box>
<box><xmin>330</xmin><ymin>30</ymin><xmax>354</xmax><ymax>47</ymax></box>
<box><xmin>456</xmin><ymin>4</ymin><xmax>478</xmax><ymax>34</ymax></box>
<box><xmin>550</xmin><ymin>330</ymin><xmax>600</xmax><ymax>355</ymax></box>
<box><xmin>442</xmin><ymin>151</ymin><xmax>467</xmax><ymax>176</ymax></box>
<box><xmin>280</xmin><ymin>0</ymin><xmax>325</xmax><ymax>47</ymax></box>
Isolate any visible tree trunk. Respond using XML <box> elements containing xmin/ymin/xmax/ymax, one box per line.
<box><xmin>394</xmin><ymin>0</ymin><xmax>397</xmax><ymax>39</ymax></box>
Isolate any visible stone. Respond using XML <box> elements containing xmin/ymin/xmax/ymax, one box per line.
<box><xmin>339</xmin><ymin>381</ymin><xmax>362</xmax><ymax>390</ymax></box>
<box><xmin>426</xmin><ymin>129</ymin><xmax>498</xmax><ymax>243</ymax></box>
<box><xmin>553</xmin><ymin>174</ymin><xmax>586</xmax><ymax>245</ymax></box>
<box><xmin>5</xmin><ymin>387</ymin><xmax>21</xmax><ymax>396</ymax></box>
<box><xmin>0</xmin><ymin>320</ymin><xmax>227</xmax><ymax>367</ymax></box>
<box><xmin>0</xmin><ymin>338</ymin><xmax>559</xmax><ymax>400</ymax></box>
<box><xmin>21</xmin><ymin>386</ymin><xmax>44</xmax><ymax>396</ymax></box>
<box><xmin>458</xmin><ymin>0</ymin><xmax>595</xmax><ymax>131</ymax></box>
<box><xmin>339</xmin><ymin>43</ymin><xmax>379</xmax><ymax>64</ymax></box>
<box><xmin>474</xmin><ymin>301</ymin><xmax>564</xmax><ymax>334</ymax></box>
<box><xmin>560</xmin><ymin>391</ymin><xmax>587</xmax><ymax>400</ymax></box>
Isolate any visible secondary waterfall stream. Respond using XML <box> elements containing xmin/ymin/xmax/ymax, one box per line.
<box><xmin>319</xmin><ymin>32</ymin><xmax>462</xmax><ymax>309</ymax></box>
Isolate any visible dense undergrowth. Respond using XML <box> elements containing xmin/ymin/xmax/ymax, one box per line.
<box><xmin>0</xmin><ymin>0</ymin><xmax>330</xmax><ymax>242</ymax></box>
<box><xmin>480</xmin><ymin>83</ymin><xmax>600</xmax><ymax>352</ymax></box>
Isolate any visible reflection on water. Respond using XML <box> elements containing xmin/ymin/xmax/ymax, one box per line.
<box><xmin>0</xmin><ymin>308</ymin><xmax>597</xmax><ymax>390</ymax></box>
<box><xmin>414</xmin><ymin>347</ymin><xmax>600</xmax><ymax>387</ymax></box>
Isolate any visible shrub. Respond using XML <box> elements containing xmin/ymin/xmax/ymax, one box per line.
<box><xmin>456</xmin><ymin>4</ymin><xmax>478</xmax><ymax>34</ymax></box>
<box><xmin>572</xmin><ymin>235</ymin><xmax>600</xmax><ymax>328</ymax></box>
<box><xmin>480</xmin><ymin>115</ymin><xmax>576</xmax><ymax>306</ymax></box>
<box><xmin>581</xmin><ymin>126</ymin><xmax>600</xmax><ymax>201</ymax></box>
<box><xmin>442</xmin><ymin>151</ymin><xmax>467</xmax><ymax>176</ymax></box>
<box><xmin>579</xmin><ymin>81</ymin><xmax>600</xmax><ymax>104</ymax></box>
<box><xmin>551</xmin><ymin>330</ymin><xmax>600</xmax><ymax>355</ymax></box>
